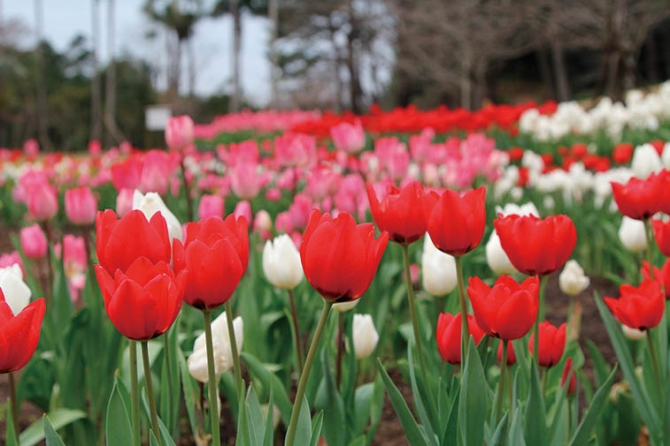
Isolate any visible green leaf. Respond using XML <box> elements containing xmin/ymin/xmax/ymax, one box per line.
<box><xmin>365</xmin><ymin>374</ymin><xmax>386</xmax><ymax>444</ymax></box>
<box><xmin>292</xmin><ymin>396</ymin><xmax>313</xmax><ymax>446</ymax></box>
<box><xmin>263</xmin><ymin>390</ymin><xmax>276</xmax><ymax>446</ymax></box>
<box><xmin>6</xmin><ymin>403</ymin><xmax>18</xmax><ymax>446</ymax></box>
<box><xmin>508</xmin><ymin>407</ymin><xmax>527</xmax><ymax>446</ymax></box>
<box><xmin>347</xmin><ymin>436</ymin><xmax>367</xmax><ymax>446</ymax></box>
<box><xmin>246</xmin><ymin>386</ymin><xmax>265</xmax><ymax>446</ymax></box>
<box><xmin>442</xmin><ymin>386</ymin><xmax>460</xmax><ymax>446</ymax></box>
<box><xmin>490</xmin><ymin>413</ymin><xmax>509</xmax><ymax>446</ymax></box>
<box><xmin>314</xmin><ymin>350</ymin><xmax>347</xmax><ymax>446</ymax></box>
<box><xmin>241</xmin><ymin>352</ymin><xmax>293</xmax><ymax>425</ymax></box>
<box><xmin>106</xmin><ymin>380</ymin><xmax>133</xmax><ymax>446</ymax></box>
<box><xmin>19</xmin><ymin>409</ymin><xmax>87</xmax><ymax>446</ymax></box>
<box><xmin>353</xmin><ymin>383</ymin><xmax>374</xmax><ymax>436</ymax></box>
<box><xmin>309</xmin><ymin>411</ymin><xmax>324</xmax><ymax>446</ymax></box>
<box><xmin>43</xmin><ymin>415</ymin><xmax>66</xmax><ymax>446</ymax></box>
<box><xmin>523</xmin><ymin>361</ymin><xmax>548</xmax><ymax>446</ymax></box>
<box><xmin>569</xmin><ymin>365</ymin><xmax>617</xmax><ymax>446</ymax></box>
<box><xmin>377</xmin><ymin>360</ymin><xmax>429</xmax><ymax>446</ymax></box>
<box><xmin>459</xmin><ymin>338</ymin><xmax>488</xmax><ymax>446</ymax></box>
<box><xmin>179</xmin><ymin>349</ymin><xmax>199</xmax><ymax>438</ymax></box>
<box><xmin>150</xmin><ymin>430</ymin><xmax>160</xmax><ymax>446</ymax></box>
<box><xmin>407</xmin><ymin>344</ymin><xmax>438</xmax><ymax>446</ymax></box>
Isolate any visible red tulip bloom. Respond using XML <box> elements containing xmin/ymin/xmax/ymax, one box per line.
<box><xmin>613</xmin><ymin>143</ymin><xmax>634</xmax><ymax>165</ymax></box>
<box><xmin>528</xmin><ymin>321</ymin><xmax>566</xmax><ymax>368</ymax></box>
<box><xmin>604</xmin><ymin>279</ymin><xmax>665</xmax><ymax>331</ymax></box>
<box><xmin>435</xmin><ymin>312</ymin><xmax>485</xmax><ymax>365</ymax></box>
<box><xmin>468</xmin><ymin>275</ymin><xmax>539</xmax><ymax>341</ymax></box>
<box><xmin>424</xmin><ymin>187</ymin><xmax>486</xmax><ymax>257</ymax></box>
<box><xmin>96</xmin><ymin>210</ymin><xmax>171</xmax><ymax>275</ymax></box>
<box><xmin>653</xmin><ymin>219</ymin><xmax>670</xmax><ymax>257</ymax></box>
<box><xmin>366</xmin><ymin>181</ymin><xmax>427</xmax><ymax>245</ymax></box>
<box><xmin>611</xmin><ymin>172</ymin><xmax>665</xmax><ymax>220</ymax></box>
<box><xmin>561</xmin><ymin>358</ymin><xmax>577</xmax><ymax>395</ymax></box>
<box><xmin>642</xmin><ymin>260</ymin><xmax>670</xmax><ymax>298</ymax></box>
<box><xmin>494</xmin><ymin>214</ymin><xmax>576</xmax><ymax>276</ymax></box>
<box><xmin>95</xmin><ymin>258</ymin><xmax>186</xmax><ymax>341</ymax></box>
<box><xmin>497</xmin><ymin>341</ymin><xmax>516</xmax><ymax>365</ymax></box>
<box><xmin>0</xmin><ymin>291</ymin><xmax>45</xmax><ymax>373</ymax></box>
<box><xmin>300</xmin><ymin>210</ymin><xmax>388</xmax><ymax>303</ymax></box>
<box><xmin>173</xmin><ymin>215</ymin><xmax>249</xmax><ymax>310</ymax></box>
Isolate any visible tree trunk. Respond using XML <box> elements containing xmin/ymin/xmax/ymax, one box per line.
<box><xmin>104</xmin><ymin>0</ymin><xmax>124</xmax><ymax>146</ymax></box>
<box><xmin>187</xmin><ymin>38</ymin><xmax>196</xmax><ymax>98</ymax></box>
<box><xmin>550</xmin><ymin>41</ymin><xmax>570</xmax><ymax>101</ymax></box>
<box><xmin>230</xmin><ymin>0</ymin><xmax>241</xmax><ymax>112</ymax></box>
<box><xmin>605</xmin><ymin>50</ymin><xmax>621</xmax><ymax>100</ymax></box>
<box><xmin>535</xmin><ymin>45</ymin><xmax>555</xmax><ymax>100</ymax></box>
<box><xmin>269</xmin><ymin>0</ymin><xmax>279</xmax><ymax>108</ymax></box>
<box><xmin>168</xmin><ymin>32</ymin><xmax>181</xmax><ymax>102</ymax></box>
<box><xmin>34</xmin><ymin>0</ymin><xmax>52</xmax><ymax>151</ymax></box>
<box><xmin>328</xmin><ymin>16</ymin><xmax>344</xmax><ymax>112</ymax></box>
<box><xmin>90</xmin><ymin>0</ymin><xmax>102</xmax><ymax>143</ymax></box>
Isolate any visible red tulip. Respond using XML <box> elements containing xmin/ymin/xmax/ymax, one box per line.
<box><xmin>642</xmin><ymin>260</ymin><xmax>670</xmax><ymax>298</ymax></box>
<box><xmin>604</xmin><ymin>279</ymin><xmax>665</xmax><ymax>331</ymax></box>
<box><xmin>494</xmin><ymin>214</ymin><xmax>576</xmax><ymax>276</ymax></box>
<box><xmin>561</xmin><ymin>357</ymin><xmax>577</xmax><ymax>395</ymax></box>
<box><xmin>366</xmin><ymin>181</ymin><xmax>427</xmax><ymax>245</ymax></box>
<box><xmin>652</xmin><ymin>219</ymin><xmax>670</xmax><ymax>257</ymax></box>
<box><xmin>300</xmin><ymin>210</ymin><xmax>388</xmax><ymax>303</ymax></box>
<box><xmin>173</xmin><ymin>215</ymin><xmax>249</xmax><ymax>310</ymax></box>
<box><xmin>468</xmin><ymin>275</ymin><xmax>539</xmax><ymax>341</ymax></box>
<box><xmin>613</xmin><ymin>143</ymin><xmax>634</xmax><ymax>165</ymax></box>
<box><xmin>424</xmin><ymin>187</ymin><xmax>486</xmax><ymax>257</ymax></box>
<box><xmin>528</xmin><ymin>321</ymin><xmax>566</xmax><ymax>368</ymax></box>
<box><xmin>435</xmin><ymin>312</ymin><xmax>485</xmax><ymax>365</ymax></box>
<box><xmin>95</xmin><ymin>258</ymin><xmax>185</xmax><ymax>340</ymax></box>
<box><xmin>65</xmin><ymin>187</ymin><xmax>98</xmax><ymax>226</ymax></box>
<box><xmin>497</xmin><ymin>341</ymin><xmax>516</xmax><ymax>365</ymax></box>
<box><xmin>611</xmin><ymin>172</ymin><xmax>665</xmax><ymax>220</ymax></box>
<box><xmin>0</xmin><ymin>291</ymin><xmax>45</xmax><ymax>372</ymax></box>
<box><xmin>96</xmin><ymin>210</ymin><xmax>172</xmax><ymax>275</ymax></box>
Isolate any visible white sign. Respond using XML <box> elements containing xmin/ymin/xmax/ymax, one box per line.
<box><xmin>145</xmin><ymin>105</ymin><xmax>172</xmax><ymax>131</ymax></box>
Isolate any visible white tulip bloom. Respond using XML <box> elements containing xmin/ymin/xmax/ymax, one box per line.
<box><xmin>559</xmin><ymin>260</ymin><xmax>590</xmax><ymax>296</ymax></box>
<box><xmin>622</xmin><ymin>324</ymin><xmax>646</xmax><ymax>341</ymax></box>
<box><xmin>262</xmin><ymin>234</ymin><xmax>304</xmax><ymax>290</ymax></box>
<box><xmin>352</xmin><ymin>314</ymin><xmax>379</xmax><ymax>359</ymax></box>
<box><xmin>631</xmin><ymin>143</ymin><xmax>662</xmax><ymax>179</ymax></box>
<box><xmin>422</xmin><ymin>235</ymin><xmax>457</xmax><ymax>296</ymax></box>
<box><xmin>132</xmin><ymin>190</ymin><xmax>183</xmax><ymax>243</ymax></box>
<box><xmin>486</xmin><ymin>231</ymin><xmax>518</xmax><ymax>275</ymax></box>
<box><xmin>0</xmin><ymin>264</ymin><xmax>31</xmax><ymax>315</ymax></box>
<box><xmin>333</xmin><ymin>300</ymin><xmax>360</xmax><ymax>313</ymax></box>
<box><xmin>188</xmin><ymin>312</ymin><xmax>243</xmax><ymax>383</ymax></box>
<box><xmin>618</xmin><ymin>216</ymin><xmax>647</xmax><ymax>253</ymax></box>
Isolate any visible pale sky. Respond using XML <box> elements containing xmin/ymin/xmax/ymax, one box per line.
<box><xmin>3</xmin><ymin>0</ymin><xmax>272</xmax><ymax>106</ymax></box>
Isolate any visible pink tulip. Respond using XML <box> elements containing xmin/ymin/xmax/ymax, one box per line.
<box><xmin>253</xmin><ymin>210</ymin><xmax>273</xmax><ymax>240</ymax></box>
<box><xmin>306</xmin><ymin>166</ymin><xmax>341</xmax><ymax>200</ymax></box>
<box><xmin>230</xmin><ymin>161</ymin><xmax>262</xmax><ymax>200</ymax></box>
<box><xmin>198</xmin><ymin>195</ymin><xmax>225</xmax><ymax>220</ymax></box>
<box><xmin>275</xmin><ymin>211</ymin><xmax>293</xmax><ymax>234</ymax></box>
<box><xmin>23</xmin><ymin>139</ymin><xmax>39</xmax><ymax>158</ymax></box>
<box><xmin>265</xmin><ymin>188</ymin><xmax>282</xmax><ymax>201</ymax></box>
<box><xmin>140</xmin><ymin>150</ymin><xmax>176</xmax><ymax>195</ymax></box>
<box><xmin>116</xmin><ymin>188</ymin><xmax>134</xmax><ymax>217</ymax></box>
<box><xmin>0</xmin><ymin>251</ymin><xmax>24</xmax><ymax>277</ymax></box>
<box><xmin>111</xmin><ymin>154</ymin><xmax>143</xmax><ymax>192</ymax></box>
<box><xmin>274</xmin><ymin>133</ymin><xmax>317</xmax><ymax>168</ymax></box>
<box><xmin>287</xmin><ymin>194</ymin><xmax>312</xmax><ymax>230</ymax></box>
<box><xmin>65</xmin><ymin>187</ymin><xmax>98</xmax><ymax>226</ymax></box>
<box><xmin>20</xmin><ymin>224</ymin><xmax>48</xmax><ymax>259</ymax></box>
<box><xmin>165</xmin><ymin>115</ymin><xmax>195</xmax><ymax>152</ymax></box>
<box><xmin>219</xmin><ymin>140</ymin><xmax>260</xmax><ymax>165</ymax></box>
<box><xmin>24</xmin><ymin>177</ymin><xmax>58</xmax><ymax>222</ymax></box>
<box><xmin>63</xmin><ymin>235</ymin><xmax>87</xmax><ymax>302</ymax></box>
<box><xmin>330</xmin><ymin>120</ymin><xmax>366</xmax><ymax>154</ymax></box>
<box><xmin>88</xmin><ymin>140</ymin><xmax>102</xmax><ymax>157</ymax></box>
<box><xmin>234</xmin><ymin>200</ymin><xmax>252</xmax><ymax>224</ymax></box>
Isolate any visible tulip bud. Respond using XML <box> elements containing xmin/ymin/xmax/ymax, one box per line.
<box><xmin>421</xmin><ymin>235</ymin><xmax>457</xmax><ymax>296</ymax></box>
<box><xmin>0</xmin><ymin>264</ymin><xmax>31</xmax><ymax>315</ymax></box>
<box><xmin>622</xmin><ymin>324</ymin><xmax>647</xmax><ymax>341</ymax></box>
<box><xmin>333</xmin><ymin>300</ymin><xmax>360</xmax><ymax>313</ymax></box>
<box><xmin>618</xmin><ymin>216</ymin><xmax>647</xmax><ymax>253</ymax></box>
<box><xmin>351</xmin><ymin>314</ymin><xmax>379</xmax><ymax>359</ymax></box>
<box><xmin>561</xmin><ymin>358</ymin><xmax>577</xmax><ymax>396</ymax></box>
<box><xmin>132</xmin><ymin>190</ymin><xmax>182</xmax><ymax>244</ymax></box>
<box><xmin>262</xmin><ymin>234</ymin><xmax>304</xmax><ymax>290</ymax></box>
<box><xmin>187</xmin><ymin>312</ymin><xmax>243</xmax><ymax>383</ymax></box>
<box><xmin>20</xmin><ymin>224</ymin><xmax>48</xmax><ymax>259</ymax></box>
<box><xmin>559</xmin><ymin>260</ymin><xmax>590</xmax><ymax>296</ymax></box>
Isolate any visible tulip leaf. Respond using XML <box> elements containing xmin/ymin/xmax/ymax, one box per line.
<box><xmin>377</xmin><ymin>359</ymin><xmax>429</xmax><ymax>446</ymax></box>
<box><xmin>179</xmin><ymin>350</ymin><xmax>199</xmax><ymax>438</ymax></box>
<box><xmin>347</xmin><ymin>436</ymin><xmax>367</xmax><ymax>446</ymax></box>
<box><xmin>508</xmin><ymin>406</ymin><xmax>526</xmax><ymax>446</ymax></box>
<box><xmin>568</xmin><ymin>365</ymin><xmax>617</xmax><ymax>446</ymax></box>
<box><xmin>105</xmin><ymin>380</ymin><xmax>133</xmax><ymax>446</ymax></box>
<box><xmin>19</xmin><ymin>409</ymin><xmax>87</xmax><ymax>446</ymax></box>
<box><xmin>241</xmin><ymin>352</ymin><xmax>293</xmax><ymax>425</ymax></box>
<box><xmin>523</xmin><ymin>361</ymin><xmax>548</xmax><ymax>446</ymax></box>
<box><xmin>407</xmin><ymin>344</ymin><xmax>438</xmax><ymax>446</ymax></box>
<box><xmin>290</xmin><ymin>395</ymin><xmax>312</xmax><ymax>446</ymax></box>
<box><xmin>245</xmin><ymin>386</ymin><xmax>265</xmax><ymax>446</ymax></box>
<box><xmin>490</xmin><ymin>412</ymin><xmax>509</xmax><ymax>446</ymax></box>
<box><xmin>314</xmin><ymin>350</ymin><xmax>347</xmax><ymax>446</ymax></box>
<box><xmin>353</xmin><ymin>383</ymin><xmax>374</xmax><ymax>436</ymax></box>
<box><xmin>459</xmin><ymin>337</ymin><xmax>488</xmax><ymax>446</ymax></box>
<box><xmin>150</xmin><ymin>430</ymin><xmax>160</xmax><ymax>446</ymax></box>
<box><xmin>309</xmin><ymin>410</ymin><xmax>324</xmax><ymax>446</ymax></box>
<box><xmin>263</xmin><ymin>390</ymin><xmax>276</xmax><ymax>446</ymax></box>
<box><xmin>365</xmin><ymin>374</ymin><xmax>386</xmax><ymax>444</ymax></box>
<box><xmin>43</xmin><ymin>415</ymin><xmax>66</xmax><ymax>446</ymax></box>
<box><xmin>6</xmin><ymin>402</ymin><xmax>18</xmax><ymax>446</ymax></box>
<box><xmin>441</xmin><ymin>385</ymin><xmax>460</xmax><ymax>446</ymax></box>
<box><xmin>594</xmin><ymin>293</ymin><xmax>661</xmax><ymax>434</ymax></box>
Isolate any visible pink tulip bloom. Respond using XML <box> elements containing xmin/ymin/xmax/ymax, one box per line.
<box><xmin>230</xmin><ymin>161</ymin><xmax>262</xmax><ymax>200</ymax></box>
<box><xmin>287</xmin><ymin>194</ymin><xmax>312</xmax><ymax>230</ymax></box>
<box><xmin>274</xmin><ymin>133</ymin><xmax>317</xmax><ymax>168</ymax></box>
<box><xmin>198</xmin><ymin>194</ymin><xmax>225</xmax><ymax>220</ymax></box>
<box><xmin>275</xmin><ymin>211</ymin><xmax>293</xmax><ymax>234</ymax></box>
<box><xmin>62</xmin><ymin>235</ymin><xmax>87</xmax><ymax>303</ymax></box>
<box><xmin>88</xmin><ymin>140</ymin><xmax>102</xmax><ymax>157</ymax></box>
<box><xmin>111</xmin><ymin>154</ymin><xmax>143</xmax><ymax>192</ymax></box>
<box><xmin>65</xmin><ymin>187</ymin><xmax>98</xmax><ymax>226</ymax></box>
<box><xmin>253</xmin><ymin>210</ymin><xmax>273</xmax><ymax>240</ymax></box>
<box><xmin>20</xmin><ymin>224</ymin><xmax>48</xmax><ymax>259</ymax></box>
<box><xmin>165</xmin><ymin>115</ymin><xmax>195</xmax><ymax>152</ymax></box>
<box><xmin>24</xmin><ymin>178</ymin><xmax>58</xmax><ymax>222</ymax></box>
<box><xmin>116</xmin><ymin>188</ymin><xmax>134</xmax><ymax>217</ymax></box>
<box><xmin>265</xmin><ymin>188</ymin><xmax>282</xmax><ymax>202</ymax></box>
<box><xmin>23</xmin><ymin>139</ymin><xmax>39</xmax><ymax>158</ymax></box>
<box><xmin>140</xmin><ymin>150</ymin><xmax>176</xmax><ymax>195</ymax></box>
<box><xmin>305</xmin><ymin>166</ymin><xmax>341</xmax><ymax>200</ymax></box>
<box><xmin>233</xmin><ymin>200</ymin><xmax>252</xmax><ymax>224</ymax></box>
<box><xmin>0</xmin><ymin>251</ymin><xmax>24</xmax><ymax>277</ymax></box>
<box><xmin>330</xmin><ymin>120</ymin><xmax>366</xmax><ymax>154</ymax></box>
<box><xmin>219</xmin><ymin>140</ymin><xmax>260</xmax><ymax>166</ymax></box>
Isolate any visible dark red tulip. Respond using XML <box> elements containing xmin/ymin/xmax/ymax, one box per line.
<box><xmin>468</xmin><ymin>275</ymin><xmax>539</xmax><ymax>341</ymax></box>
<box><xmin>300</xmin><ymin>210</ymin><xmax>388</xmax><ymax>303</ymax></box>
<box><xmin>424</xmin><ymin>187</ymin><xmax>486</xmax><ymax>257</ymax></box>
<box><xmin>366</xmin><ymin>181</ymin><xmax>427</xmax><ymax>245</ymax></box>
<box><xmin>561</xmin><ymin>358</ymin><xmax>577</xmax><ymax>395</ymax></box>
<box><xmin>528</xmin><ymin>321</ymin><xmax>566</xmax><ymax>368</ymax></box>
<box><xmin>173</xmin><ymin>215</ymin><xmax>249</xmax><ymax>310</ymax></box>
<box><xmin>435</xmin><ymin>312</ymin><xmax>485</xmax><ymax>365</ymax></box>
<box><xmin>0</xmin><ymin>292</ymin><xmax>45</xmax><ymax>373</ymax></box>
<box><xmin>494</xmin><ymin>214</ymin><xmax>576</xmax><ymax>276</ymax></box>
<box><xmin>604</xmin><ymin>279</ymin><xmax>665</xmax><ymax>331</ymax></box>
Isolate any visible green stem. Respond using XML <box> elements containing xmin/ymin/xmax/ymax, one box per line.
<box><xmin>129</xmin><ymin>340</ymin><xmax>141</xmax><ymax>446</ymax></box>
<box><xmin>645</xmin><ymin>219</ymin><xmax>655</xmax><ymax>280</ymax></box>
<box><xmin>336</xmin><ymin>311</ymin><xmax>344</xmax><ymax>388</ymax></box>
<box><xmin>8</xmin><ymin>372</ymin><xmax>20</xmax><ymax>437</ymax></box>
<box><xmin>646</xmin><ymin>330</ymin><xmax>663</xmax><ymax>404</ymax></box>
<box><xmin>203</xmin><ymin>310</ymin><xmax>221</xmax><ymax>446</ymax></box>
<box><xmin>141</xmin><ymin>341</ymin><xmax>161</xmax><ymax>446</ymax></box>
<box><xmin>225</xmin><ymin>300</ymin><xmax>245</xmax><ymax>401</ymax></box>
<box><xmin>495</xmin><ymin>340</ymin><xmax>508</xmax><ymax>424</ymax></box>
<box><xmin>533</xmin><ymin>275</ymin><xmax>549</xmax><ymax>366</ymax></box>
<box><xmin>567</xmin><ymin>396</ymin><xmax>573</xmax><ymax>440</ymax></box>
<box><xmin>180</xmin><ymin>158</ymin><xmax>194</xmax><ymax>222</ymax></box>
<box><xmin>455</xmin><ymin>256</ymin><xmax>469</xmax><ymax>360</ymax></box>
<box><xmin>285</xmin><ymin>300</ymin><xmax>333</xmax><ymax>446</ymax></box>
<box><xmin>288</xmin><ymin>289</ymin><xmax>304</xmax><ymax>372</ymax></box>
<box><xmin>541</xmin><ymin>367</ymin><xmax>548</xmax><ymax>397</ymax></box>
<box><xmin>400</xmin><ymin>244</ymin><xmax>425</xmax><ymax>368</ymax></box>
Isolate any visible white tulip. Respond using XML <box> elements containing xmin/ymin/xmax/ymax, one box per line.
<box><xmin>0</xmin><ymin>264</ymin><xmax>31</xmax><ymax>315</ymax></box>
<box><xmin>485</xmin><ymin>231</ymin><xmax>518</xmax><ymax>275</ymax></box>
<box><xmin>333</xmin><ymin>300</ymin><xmax>360</xmax><ymax>313</ymax></box>
<box><xmin>618</xmin><ymin>216</ymin><xmax>647</xmax><ymax>253</ymax></box>
<box><xmin>421</xmin><ymin>235</ymin><xmax>457</xmax><ymax>296</ymax></box>
<box><xmin>187</xmin><ymin>312</ymin><xmax>244</xmax><ymax>383</ymax></box>
<box><xmin>262</xmin><ymin>234</ymin><xmax>304</xmax><ymax>289</ymax></box>
<box><xmin>631</xmin><ymin>143</ymin><xmax>662</xmax><ymax>179</ymax></box>
<box><xmin>496</xmin><ymin>201</ymin><xmax>539</xmax><ymax>218</ymax></box>
<box><xmin>132</xmin><ymin>190</ymin><xmax>183</xmax><ymax>243</ymax></box>
<box><xmin>622</xmin><ymin>324</ymin><xmax>647</xmax><ymax>341</ymax></box>
<box><xmin>352</xmin><ymin>314</ymin><xmax>379</xmax><ymax>359</ymax></box>
<box><xmin>558</xmin><ymin>260</ymin><xmax>590</xmax><ymax>296</ymax></box>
